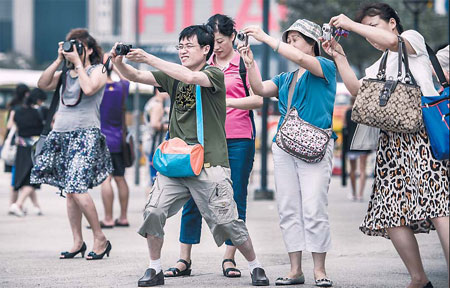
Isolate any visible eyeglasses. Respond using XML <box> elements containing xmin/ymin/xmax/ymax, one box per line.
<box><xmin>175</xmin><ymin>44</ymin><xmax>199</xmax><ymax>51</ymax></box>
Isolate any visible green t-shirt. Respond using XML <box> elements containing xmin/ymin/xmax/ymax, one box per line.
<box><xmin>151</xmin><ymin>66</ymin><xmax>229</xmax><ymax>168</ymax></box>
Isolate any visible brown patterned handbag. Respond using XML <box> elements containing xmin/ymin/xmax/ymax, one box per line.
<box><xmin>351</xmin><ymin>36</ymin><xmax>423</xmax><ymax>133</ymax></box>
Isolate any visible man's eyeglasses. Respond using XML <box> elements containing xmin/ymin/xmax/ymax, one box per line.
<box><xmin>175</xmin><ymin>44</ymin><xmax>199</xmax><ymax>51</ymax></box>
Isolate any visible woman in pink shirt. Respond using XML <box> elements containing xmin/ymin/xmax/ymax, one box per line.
<box><xmin>164</xmin><ymin>14</ymin><xmax>263</xmax><ymax>278</ymax></box>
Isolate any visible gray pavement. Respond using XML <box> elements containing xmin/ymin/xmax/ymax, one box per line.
<box><xmin>0</xmin><ymin>161</ymin><xmax>448</xmax><ymax>288</ymax></box>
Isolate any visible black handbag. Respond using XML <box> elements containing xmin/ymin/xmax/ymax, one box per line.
<box><xmin>120</xmin><ymin>84</ymin><xmax>135</xmax><ymax>168</ymax></box>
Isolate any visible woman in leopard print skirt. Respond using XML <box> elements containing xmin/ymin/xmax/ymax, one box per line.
<box><xmin>322</xmin><ymin>3</ymin><xmax>448</xmax><ymax>288</ymax></box>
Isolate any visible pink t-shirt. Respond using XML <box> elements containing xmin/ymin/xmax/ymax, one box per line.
<box><xmin>208</xmin><ymin>50</ymin><xmax>259</xmax><ymax>139</ymax></box>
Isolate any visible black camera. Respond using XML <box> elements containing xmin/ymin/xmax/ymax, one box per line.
<box><xmin>236</xmin><ymin>31</ymin><xmax>248</xmax><ymax>46</ymax></box>
<box><xmin>63</xmin><ymin>39</ymin><xmax>84</xmax><ymax>55</ymax></box>
<box><xmin>115</xmin><ymin>44</ymin><xmax>132</xmax><ymax>56</ymax></box>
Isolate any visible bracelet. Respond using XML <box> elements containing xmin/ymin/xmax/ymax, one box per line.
<box><xmin>274</xmin><ymin>40</ymin><xmax>281</xmax><ymax>53</ymax></box>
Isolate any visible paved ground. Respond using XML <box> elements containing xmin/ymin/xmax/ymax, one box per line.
<box><xmin>0</xmin><ymin>158</ymin><xmax>448</xmax><ymax>288</ymax></box>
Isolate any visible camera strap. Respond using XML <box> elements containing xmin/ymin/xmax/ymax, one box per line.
<box><xmin>60</xmin><ymin>61</ymin><xmax>84</xmax><ymax>107</ymax></box>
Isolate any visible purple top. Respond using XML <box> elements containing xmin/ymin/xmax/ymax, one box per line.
<box><xmin>100</xmin><ymin>80</ymin><xmax>130</xmax><ymax>152</ymax></box>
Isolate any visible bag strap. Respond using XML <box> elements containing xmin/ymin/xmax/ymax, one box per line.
<box><xmin>41</xmin><ymin>73</ymin><xmax>64</xmax><ymax>136</ymax></box>
<box><xmin>168</xmin><ymin>79</ymin><xmax>179</xmax><ymax>124</ymax></box>
<box><xmin>239</xmin><ymin>57</ymin><xmax>250</xmax><ymax>97</ymax></box>
<box><xmin>397</xmin><ymin>36</ymin><xmax>414</xmax><ymax>84</ymax></box>
<box><xmin>165</xmin><ymin>79</ymin><xmax>203</xmax><ymax>145</ymax></box>
<box><xmin>239</xmin><ymin>56</ymin><xmax>256</xmax><ymax>139</ymax></box>
<box><xmin>376</xmin><ymin>36</ymin><xmax>416</xmax><ymax>85</ymax></box>
<box><xmin>286</xmin><ymin>70</ymin><xmax>299</xmax><ymax>116</ymax></box>
<box><xmin>120</xmin><ymin>81</ymin><xmax>128</xmax><ymax>143</ymax></box>
<box><xmin>426</xmin><ymin>43</ymin><xmax>449</xmax><ymax>88</ymax></box>
<box><xmin>377</xmin><ymin>49</ymin><xmax>389</xmax><ymax>81</ymax></box>
<box><xmin>195</xmin><ymin>85</ymin><xmax>204</xmax><ymax>146</ymax></box>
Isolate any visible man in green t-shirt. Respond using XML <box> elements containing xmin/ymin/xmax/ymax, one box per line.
<box><xmin>111</xmin><ymin>25</ymin><xmax>269</xmax><ymax>287</ymax></box>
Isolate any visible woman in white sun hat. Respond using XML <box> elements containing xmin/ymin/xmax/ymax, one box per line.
<box><xmin>238</xmin><ymin>19</ymin><xmax>337</xmax><ymax>287</ymax></box>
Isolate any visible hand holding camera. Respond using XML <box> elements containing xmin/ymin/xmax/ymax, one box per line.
<box><xmin>115</xmin><ymin>44</ymin><xmax>132</xmax><ymax>56</ymax></box>
<box><xmin>328</xmin><ymin>14</ymin><xmax>355</xmax><ymax>32</ymax></box>
<box><xmin>57</xmin><ymin>41</ymin><xmax>65</xmax><ymax>62</ymax></box>
<box><xmin>110</xmin><ymin>42</ymin><xmax>132</xmax><ymax>65</ymax></box>
<box><xmin>322</xmin><ymin>24</ymin><xmax>349</xmax><ymax>41</ymax></box>
<box><xmin>126</xmin><ymin>48</ymin><xmax>152</xmax><ymax>64</ymax></box>
<box><xmin>62</xmin><ymin>39</ymin><xmax>84</xmax><ymax>69</ymax></box>
<box><xmin>237</xmin><ymin>42</ymin><xmax>255</xmax><ymax>68</ymax></box>
<box><xmin>241</xmin><ymin>25</ymin><xmax>269</xmax><ymax>43</ymax></box>
<box><xmin>236</xmin><ymin>31</ymin><xmax>248</xmax><ymax>46</ymax></box>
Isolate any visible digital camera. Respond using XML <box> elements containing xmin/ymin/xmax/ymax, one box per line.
<box><xmin>322</xmin><ymin>24</ymin><xmax>332</xmax><ymax>41</ymax></box>
<box><xmin>115</xmin><ymin>44</ymin><xmax>132</xmax><ymax>56</ymax></box>
<box><xmin>236</xmin><ymin>31</ymin><xmax>248</xmax><ymax>46</ymax></box>
<box><xmin>63</xmin><ymin>39</ymin><xmax>84</xmax><ymax>55</ymax></box>
<box><xmin>322</xmin><ymin>24</ymin><xmax>349</xmax><ymax>41</ymax></box>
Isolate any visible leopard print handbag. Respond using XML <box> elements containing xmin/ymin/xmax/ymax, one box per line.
<box><xmin>351</xmin><ymin>36</ymin><xmax>423</xmax><ymax>133</ymax></box>
<box><xmin>275</xmin><ymin>70</ymin><xmax>332</xmax><ymax>163</ymax></box>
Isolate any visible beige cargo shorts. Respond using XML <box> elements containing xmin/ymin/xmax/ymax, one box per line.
<box><xmin>137</xmin><ymin>166</ymin><xmax>249</xmax><ymax>247</ymax></box>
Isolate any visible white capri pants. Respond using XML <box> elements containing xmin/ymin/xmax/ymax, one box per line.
<box><xmin>272</xmin><ymin>140</ymin><xmax>334</xmax><ymax>253</ymax></box>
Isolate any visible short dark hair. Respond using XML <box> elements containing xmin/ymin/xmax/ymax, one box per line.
<box><xmin>355</xmin><ymin>3</ymin><xmax>404</xmax><ymax>34</ymax></box>
<box><xmin>30</xmin><ymin>88</ymin><xmax>47</xmax><ymax>102</ymax></box>
<box><xmin>66</xmin><ymin>28</ymin><xmax>103</xmax><ymax>65</ymax></box>
<box><xmin>179</xmin><ymin>24</ymin><xmax>215</xmax><ymax>60</ymax></box>
<box><xmin>207</xmin><ymin>14</ymin><xmax>236</xmax><ymax>37</ymax></box>
<box><xmin>8</xmin><ymin>83</ymin><xmax>29</xmax><ymax>108</ymax></box>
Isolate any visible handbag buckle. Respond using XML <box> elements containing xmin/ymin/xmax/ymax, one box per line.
<box><xmin>379</xmin><ymin>79</ymin><xmax>397</xmax><ymax>107</ymax></box>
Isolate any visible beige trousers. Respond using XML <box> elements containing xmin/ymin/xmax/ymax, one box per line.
<box><xmin>137</xmin><ymin>166</ymin><xmax>249</xmax><ymax>246</ymax></box>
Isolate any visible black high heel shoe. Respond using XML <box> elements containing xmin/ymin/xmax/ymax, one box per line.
<box><xmin>60</xmin><ymin>242</ymin><xmax>87</xmax><ymax>259</ymax></box>
<box><xmin>86</xmin><ymin>240</ymin><xmax>111</xmax><ymax>260</ymax></box>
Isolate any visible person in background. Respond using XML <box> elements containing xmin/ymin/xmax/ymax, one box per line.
<box><xmin>98</xmin><ymin>55</ymin><xmax>131</xmax><ymax>228</ymax></box>
<box><xmin>343</xmin><ymin>98</ymin><xmax>370</xmax><ymax>202</ymax></box>
<box><xmin>8</xmin><ymin>90</ymin><xmax>44</xmax><ymax>217</ymax></box>
<box><xmin>32</xmin><ymin>28</ymin><xmax>112</xmax><ymax>260</ymax></box>
<box><xmin>142</xmin><ymin>89</ymin><xmax>169</xmax><ymax>187</ymax></box>
<box><xmin>4</xmin><ymin>84</ymin><xmax>29</xmax><ymax>210</ymax></box>
<box><xmin>239</xmin><ymin>18</ymin><xmax>337</xmax><ymax>287</ymax></box>
<box><xmin>164</xmin><ymin>14</ymin><xmax>263</xmax><ymax>279</ymax></box>
<box><xmin>322</xmin><ymin>3</ymin><xmax>449</xmax><ymax>287</ymax></box>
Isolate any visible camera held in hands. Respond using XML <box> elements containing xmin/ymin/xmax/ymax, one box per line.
<box><xmin>322</xmin><ymin>24</ymin><xmax>333</xmax><ymax>41</ymax></box>
<box><xmin>236</xmin><ymin>31</ymin><xmax>248</xmax><ymax>46</ymax></box>
<box><xmin>115</xmin><ymin>44</ymin><xmax>132</xmax><ymax>56</ymax></box>
<box><xmin>322</xmin><ymin>24</ymin><xmax>349</xmax><ymax>41</ymax></box>
<box><xmin>63</xmin><ymin>39</ymin><xmax>84</xmax><ymax>55</ymax></box>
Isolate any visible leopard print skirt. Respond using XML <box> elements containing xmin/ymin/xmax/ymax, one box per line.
<box><xmin>360</xmin><ymin>128</ymin><xmax>449</xmax><ymax>238</ymax></box>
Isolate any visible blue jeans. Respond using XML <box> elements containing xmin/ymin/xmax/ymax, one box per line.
<box><xmin>179</xmin><ymin>138</ymin><xmax>255</xmax><ymax>246</ymax></box>
<box><xmin>148</xmin><ymin>153</ymin><xmax>158</xmax><ymax>185</ymax></box>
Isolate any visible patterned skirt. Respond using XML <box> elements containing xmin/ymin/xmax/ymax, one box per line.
<box><xmin>360</xmin><ymin>128</ymin><xmax>449</xmax><ymax>238</ymax></box>
<box><xmin>30</xmin><ymin>127</ymin><xmax>113</xmax><ymax>194</ymax></box>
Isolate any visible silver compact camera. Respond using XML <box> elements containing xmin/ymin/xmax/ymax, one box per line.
<box><xmin>236</xmin><ymin>31</ymin><xmax>248</xmax><ymax>46</ymax></box>
<box><xmin>322</xmin><ymin>24</ymin><xmax>332</xmax><ymax>41</ymax></box>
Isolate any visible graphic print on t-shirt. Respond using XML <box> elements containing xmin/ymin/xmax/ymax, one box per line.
<box><xmin>175</xmin><ymin>84</ymin><xmax>195</xmax><ymax>112</ymax></box>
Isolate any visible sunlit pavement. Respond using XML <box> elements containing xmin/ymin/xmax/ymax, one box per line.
<box><xmin>0</xmin><ymin>157</ymin><xmax>448</xmax><ymax>288</ymax></box>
